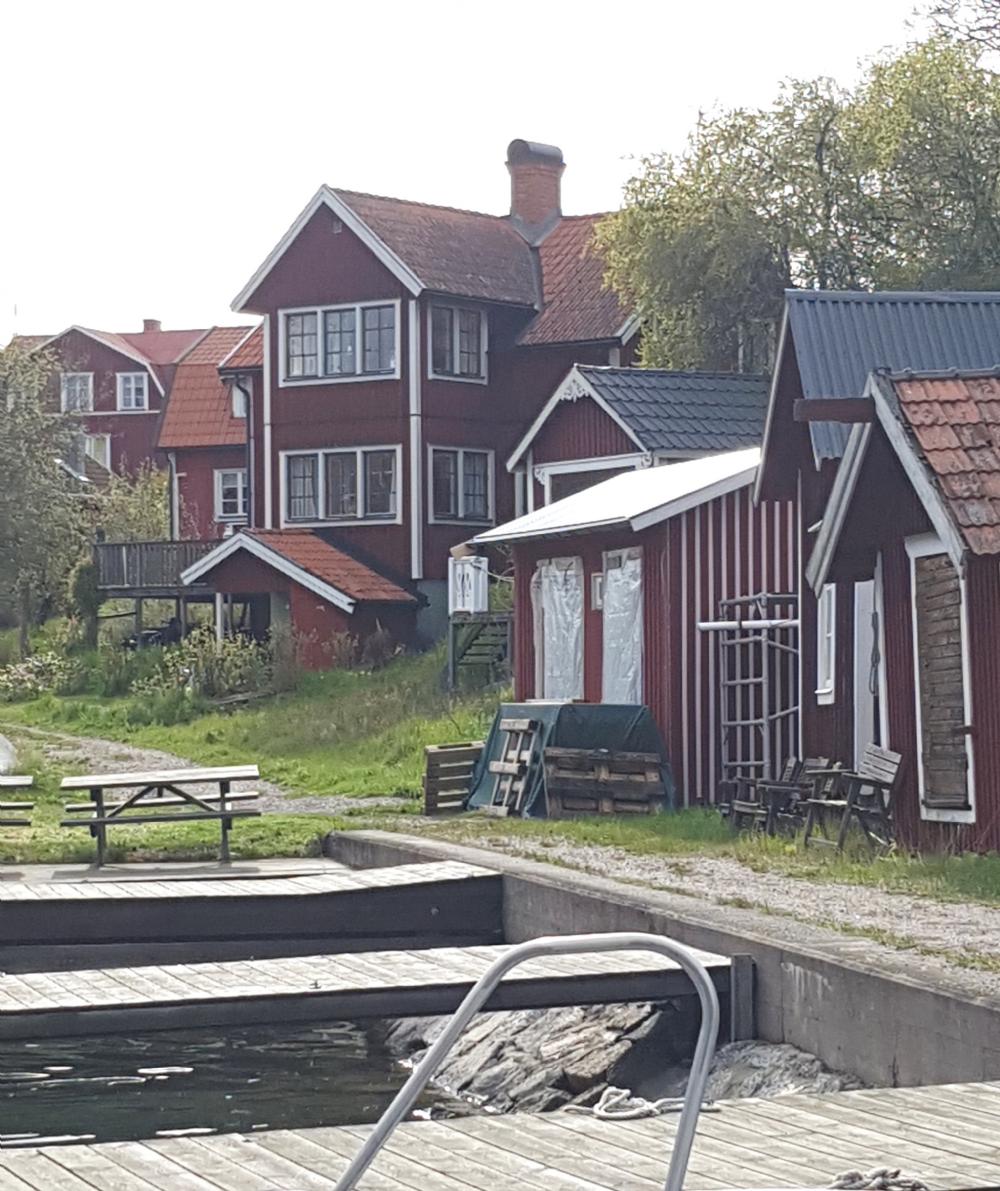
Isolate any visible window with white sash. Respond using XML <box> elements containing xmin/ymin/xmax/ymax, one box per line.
<box><xmin>283</xmin><ymin>446</ymin><xmax>400</xmax><ymax>524</ymax></box>
<box><xmin>429</xmin><ymin>447</ymin><xmax>493</xmax><ymax>522</ymax></box>
<box><xmin>117</xmin><ymin>372</ymin><xmax>148</xmax><ymax>411</ymax></box>
<box><xmin>281</xmin><ymin>302</ymin><xmax>399</xmax><ymax>383</ymax></box>
<box><xmin>214</xmin><ymin>468</ymin><xmax>248</xmax><ymax>521</ymax></box>
<box><xmin>816</xmin><ymin>583</ymin><xmax>836</xmax><ymax>704</ymax></box>
<box><xmin>61</xmin><ymin>372</ymin><xmax>93</xmax><ymax>413</ymax></box>
<box><xmin>429</xmin><ymin>304</ymin><xmax>487</xmax><ymax>381</ymax></box>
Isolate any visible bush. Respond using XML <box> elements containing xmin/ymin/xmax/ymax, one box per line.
<box><xmin>131</xmin><ymin>627</ymin><xmax>272</xmax><ymax>701</ymax></box>
<box><xmin>0</xmin><ymin>652</ymin><xmax>81</xmax><ymax>701</ymax></box>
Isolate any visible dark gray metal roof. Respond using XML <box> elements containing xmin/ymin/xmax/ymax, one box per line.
<box><xmin>579</xmin><ymin>367</ymin><xmax>769</xmax><ymax>454</ymax></box>
<box><xmin>786</xmin><ymin>290</ymin><xmax>1000</xmax><ymax>460</ymax></box>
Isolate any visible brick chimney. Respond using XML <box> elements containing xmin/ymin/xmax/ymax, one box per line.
<box><xmin>143</xmin><ymin>318</ymin><xmax>161</xmax><ymax>333</ymax></box>
<box><xmin>507</xmin><ymin>140</ymin><xmax>564</xmax><ymax>236</ymax></box>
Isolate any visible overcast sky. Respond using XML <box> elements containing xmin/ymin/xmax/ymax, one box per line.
<box><xmin>0</xmin><ymin>0</ymin><xmax>927</xmax><ymax>343</ymax></box>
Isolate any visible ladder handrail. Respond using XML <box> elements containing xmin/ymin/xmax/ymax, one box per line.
<box><xmin>333</xmin><ymin>932</ymin><xmax>721</xmax><ymax>1191</ymax></box>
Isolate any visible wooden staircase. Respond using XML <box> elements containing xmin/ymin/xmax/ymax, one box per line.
<box><xmin>446</xmin><ymin>612</ymin><xmax>513</xmax><ymax>688</ymax></box>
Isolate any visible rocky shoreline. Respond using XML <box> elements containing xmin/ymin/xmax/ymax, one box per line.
<box><xmin>384</xmin><ymin>1001</ymin><xmax>862</xmax><ymax>1115</ymax></box>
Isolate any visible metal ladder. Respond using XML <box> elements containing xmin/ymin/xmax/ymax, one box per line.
<box><xmin>333</xmin><ymin>932</ymin><xmax>721</xmax><ymax>1191</ymax></box>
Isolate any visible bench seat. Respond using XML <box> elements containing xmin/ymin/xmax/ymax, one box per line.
<box><xmin>62</xmin><ymin>809</ymin><xmax>262</xmax><ymax>828</ymax></box>
<box><xmin>63</xmin><ymin>792</ymin><xmax>260</xmax><ymax>813</ymax></box>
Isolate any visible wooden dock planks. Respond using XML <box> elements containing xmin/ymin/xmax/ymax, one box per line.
<box><xmin>1</xmin><ymin>1082</ymin><xmax>998</xmax><ymax>1189</ymax></box>
<box><xmin>0</xmin><ymin>941</ymin><xmax>733</xmax><ymax>1039</ymax></box>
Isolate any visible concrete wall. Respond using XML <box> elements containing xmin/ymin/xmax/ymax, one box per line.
<box><xmin>329</xmin><ymin>831</ymin><xmax>1000</xmax><ymax>1088</ymax></box>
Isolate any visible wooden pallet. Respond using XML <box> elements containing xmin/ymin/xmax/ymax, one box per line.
<box><xmin>423</xmin><ymin>741</ymin><xmax>484</xmax><ymax>815</ymax></box>
<box><xmin>543</xmin><ymin>747</ymin><xmax>665</xmax><ymax>818</ymax></box>
<box><xmin>486</xmin><ymin>718</ymin><xmax>539</xmax><ymax>816</ymax></box>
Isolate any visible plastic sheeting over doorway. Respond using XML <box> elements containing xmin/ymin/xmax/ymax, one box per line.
<box><xmin>602</xmin><ymin>547</ymin><xmax>642</xmax><ymax>703</ymax></box>
<box><xmin>532</xmin><ymin>557</ymin><xmax>584</xmax><ymax>700</ymax></box>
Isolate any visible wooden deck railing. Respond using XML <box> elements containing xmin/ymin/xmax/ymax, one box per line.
<box><xmin>94</xmin><ymin>540</ymin><xmax>217</xmax><ymax>592</ymax></box>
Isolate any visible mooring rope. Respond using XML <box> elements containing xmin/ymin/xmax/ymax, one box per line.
<box><xmin>562</xmin><ymin>1085</ymin><xmax>721</xmax><ymax>1120</ymax></box>
<box><xmin>829</xmin><ymin>1168</ymin><xmax>930</xmax><ymax>1191</ymax></box>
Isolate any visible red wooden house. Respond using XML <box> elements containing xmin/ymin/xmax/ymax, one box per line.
<box><xmin>507</xmin><ymin>365</ymin><xmax>768</xmax><ymax>506</ymax></box>
<box><xmin>807</xmin><ymin>369</ymin><xmax>1000</xmax><ymax>852</ymax></box>
<box><xmin>475</xmin><ymin>449</ymin><xmax>799</xmax><ymax>806</ymax></box>
<box><xmin>756</xmin><ymin>290</ymin><xmax>1000</xmax><ymax>775</ymax></box>
<box><xmin>30</xmin><ymin>320</ymin><xmax>206</xmax><ymax>476</ymax></box>
<box><xmin>185</xmin><ymin>139</ymin><xmax>639</xmax><ymax>653</ymax></box>
<box><xmin>158</xmin><ymin>325</ymin><xmax>258</xmax><ymax>539</ymax></box>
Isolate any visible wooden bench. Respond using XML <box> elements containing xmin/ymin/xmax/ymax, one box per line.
<box><xmin>726</xmin><ymin>758</ymin><xmax>832</xmax><ymax>836</ymax></box>
<box><xmin>803</xmin><ymin>743</ymin><xmax>902</xmax><ymax>852</ymax></box>
<box><xmin>60</xmin><ymin>765</ymin><xmax>261</xmax><ymax>866</ymax></box>
<box><xmin>423</xmin><ymin>741</ymin><xmax>484</xmax><ymax>815</ymax></box>
<box><xmin>0</xmin><ymin>775</ymin><xmax>34</xmax><ymax>828</ymax></box>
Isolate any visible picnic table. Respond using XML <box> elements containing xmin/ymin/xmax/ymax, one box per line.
<box><xmin>60</xmin><ymin>765</ymin><xmax>261</xmax><ymax>866</ymax></box>
<box><xmin>0</xmin><ymin>775</ymin><xmax>35</xmax><ymax>828</ymax></box>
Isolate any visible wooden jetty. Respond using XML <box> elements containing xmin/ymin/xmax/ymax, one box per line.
<box><xmin>1</xmin><ymin>1082</ymin><xmax>999</xmax><ymax>1188</ymax></box>
<box><xmin>0</xmin><ymin>861</ymin><xmax>503</xmax><ymax>958</ymax></box>
<box><xmin>0</xmin><ymin>940</ymin><xmax>738</xmax><ymax>1039</ymax></box>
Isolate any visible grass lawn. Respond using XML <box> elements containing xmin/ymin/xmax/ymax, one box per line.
<box><xmin>1</xmin><ymin>647</ymin><xmax>502</xmax><ymax>799</ymax></box>
<box><xmin>418</xmin><ymin>808</ymin><xmax>1000</xmax><ymax>909</ymax></box>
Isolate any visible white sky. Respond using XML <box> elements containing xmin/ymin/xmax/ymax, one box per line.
<box><xmin>0</xmin><ymin>0</ymin><xmax>927</xmax><ymax>343</ymax></box>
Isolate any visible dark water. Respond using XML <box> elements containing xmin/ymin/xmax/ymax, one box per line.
<box><xmin>0</xmin><ymin>1021</ymin><xmax>463</xmax><ymax>1146</ymax></box>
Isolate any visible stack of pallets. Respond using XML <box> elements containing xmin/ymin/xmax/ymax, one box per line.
<box><xmin>422</xmin><ymin>741</ymin><xmax>485</xmax><ymax>815</ymax></box>
<box><xmin>543</xmin><ymin>747</ymin><xmax>665</xmax><ymax>818</ymax></box>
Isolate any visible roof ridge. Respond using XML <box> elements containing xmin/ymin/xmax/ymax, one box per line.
<box><xmin>888</xmin><ymin>364</ymin><xmax>1000</xmax><ymax>381</ymax></box>
<box><xmin>579</xmin><ymin>365</ymin><xmax>770</xmax><ymax>380</ymax></box>
<box><xmin>788</xmin><ymin>288</ymin><xmax>1000</xmax><ymax>303</ymax></box>
<box><xmin>333</xmin><ymin>187</ymin><xmax>510</xmax><ymax>223</ymax></box>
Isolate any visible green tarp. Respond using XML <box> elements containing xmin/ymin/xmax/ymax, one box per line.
<box><xmin>467</xmin><ymin>702</ymin><xmax>675</xmax><ymax>817</ymax></box>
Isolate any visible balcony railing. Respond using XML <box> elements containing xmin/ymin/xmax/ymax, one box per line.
<box><xmin>94</xmin><ymin>540</ymin><xmax>217</xmax><ymax>593</ymax></box>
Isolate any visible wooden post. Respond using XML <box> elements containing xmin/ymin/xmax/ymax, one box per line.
<box><xmin>729</xmin><ymin>953</ymin><xmax>755</xmax><ymax>1041</ymax></box>
<box><xmin>179</xmin><ymin>599</ymin><xmax>188</xmax><ymax>636</ymax></box>
<box><xmin>447</xmin><ymin>619</ymin><xmax>457</xmax><ymax>690</ymax></box>
<box><xmin>219</xmin><ymin>778</ymin><xmax>231</xmax><ymax>864</ymax></box>
<box><xmin>215</xmin><ymin>593</ymin><xmax>225</xmax><ymax>643</ymax></box>
<box><xmin>135</xmin><ymin>598</ymin><xmax>144</xmax><ymax>646</ymax></box>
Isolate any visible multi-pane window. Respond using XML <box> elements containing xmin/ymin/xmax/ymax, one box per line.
<box><xmin>283</xmin><ymin>303</ymin><xmax>396</xmax><ymax>381</ymax></box>
<box><xmin>215</xmin><ymin>469</ymin><xmax>248</xmax><ymax>521</ymax></box>
<box><xmin>117</xmin><ymin>372</ymin><xmax>148</xmax><ymax>411</ymax></box>
<box><xmin>286</xmin><ymin>313</ymin><xmax>319</xmax><ymax>378</ymax></box>
<box><xmin>430</xmin><ymin>448</ymin><xmax>492</xmax><ymax>521</ymax></box>
<box><xmin>285</xmin><ymin>448</ymin><xmax>399</xmax><ymax>522</ymax></box>
<box><xmin>430</xmin><ymin>305</ymin><xmax>485</xmax><ymax>379</ymax></box>
<box><xmin>61</xmin><ymin>372</ymin><xmax>93</xmax><ymax>413</ymax></box>
<box><xmin>84</xmin><ymin>434</ymin><xmax>111</xmax><ymax>471</ymax></box>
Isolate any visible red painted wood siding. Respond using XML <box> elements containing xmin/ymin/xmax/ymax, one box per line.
<box><xmin>530</xmin><ymin>394</ymin><xmax>638</xmax><ymax>466</ymax></box>
<box><xmin>174</xmin><ymin>445</ymin><xmax>246</xmax><ymax>540</ymax></box>
<box><xmin>46</xmin><ymin>328</ymin><xmax>163</xmax><ymax>474</ymax></box>
<box><xmin>512</xmin><ymin>482</ymin><xmax>798</xmax><ymax>806</ymax></box>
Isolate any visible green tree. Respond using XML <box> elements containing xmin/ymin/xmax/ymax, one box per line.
<box><xmin>598</xmin><ymin>38</ymin><xmax>1000</xmax><ymax>369</ymax></box>
<box><xmin>0</xmin><ymin>343</ymin><xmax>86</xmax><ymax>653</ymax></box>
<box><xmin>89</xmin><ymin>460</ymin><xmax>171</xmax><ymax>542</ymax></box>
<box><xmin>928</xmin><ymin>0</ymin><xmax>1000</xmax><ymax>52</ymax></box>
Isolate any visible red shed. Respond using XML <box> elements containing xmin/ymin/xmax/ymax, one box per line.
<box><xmin>475</xmin><ymin>448</ymin><xmax>799</xmax><ymax>806</ymax></box>
<box><xmin>808</xmin><ymin>368</ymin><xmax>1000</xmax><ymax>853</ymax></box>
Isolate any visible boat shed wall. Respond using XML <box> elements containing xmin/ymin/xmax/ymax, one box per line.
<box><xmin>511</xmin><ymin>482</ymin><xmax>798</xmax><ymax>806</ymax></box>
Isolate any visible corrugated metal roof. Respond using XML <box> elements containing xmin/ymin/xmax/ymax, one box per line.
<box><xmin>476</xmin><ymin>448</ymin><xmax>760</xmax><ymax>542</ymax></box>
<box><xmin>788</xmin><ymin>290</ymin><xmax>1000</xmax><ymax>460</ymax></box>
<box><xmin>580</xmin><ymin>367</ymin><xmax>769</xmax><ymax>453</ymax></box>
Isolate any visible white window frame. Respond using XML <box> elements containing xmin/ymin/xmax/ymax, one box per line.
<box><xmin>231</xmin><ymin>376</ymin><xmax>251</xmax><ymax>419</ymax></box>
<box><xmin>278</xmin><ymin>300</ymin><xmax>401</xmax><ymax>387</ymax></box>
<box><xmin>427</xmin><ymin>303</ymin><xmax>488</xmax><ymax>384</ymax></box>
<box><xmin>905</xmin><ymin>532</ymin><xmax>976</xmax><ymax>825</ymax></box>
<box><xmin>84</xmin><ymin>433</ymin><xmax>111</xmax><ymax>471</ymax></box>
<box><xmin>60</xmin><ymin>372</ymin><xmax>93</xmax><ymax>413</ymax></box>
<box><xmin>279</xmin><ymin>445</ymin><xmax>403</xmax><ymax>527</ymax></box>
<box><xmin>815</xmin><ymin>583</ymin><xmax>836</xmax><ymax>705</ymax></box>
<box><xmin>214</xmin><ymin>468</ymin><xmax>248</xmax><ymax>523</ymax></box>
<box><xmin>534</xmin><ymin>452</ymin><xmax>652</xmax><ymax>506</ymax></box>
<box><xmin>116</xmin><ymin>372</ymin><xmax>149</xmax><ymax>412</ymax></box>
<box><xmin>427</xmin><ymin>445</ymin><xmax>495</xmax><ymax>525</ymax></box>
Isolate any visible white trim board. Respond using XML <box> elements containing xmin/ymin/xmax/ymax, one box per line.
<box><xmin>232</xmin><ymin>187</ymin><xmax>423</xmax><ymax>312</ymax></box>
<box><xmin>506</xmin><ymin>364</ymin><xmax>646</xmax><ymax>471</ymax></box>
<box><xmin>181</xmin><ymin>532</ymin><xmax>357</xmax><ymax>614</ymax></box>
<box><xmin>905</xmin><ymin>532</ymin><xmax>976</xmax><ymax>825</ymax></box>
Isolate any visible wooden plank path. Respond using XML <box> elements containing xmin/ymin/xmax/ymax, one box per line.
<box><xmin>2</xmin><ymin>1082</ymin><xmax>999</xmax><ymax>1188</ymax></box>
<box><xmin>0</xmin><ymin>940</ymin><xmax>733</xmax><ymax>1039</ymax></box>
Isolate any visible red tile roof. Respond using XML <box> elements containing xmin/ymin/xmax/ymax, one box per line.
<box><xmin>337</xmin><ymin>190</ymin><xmax>539</xmax><ymax>308</ymax></box>
<box><xmin>159</xmin><ymin>326</ymin><xmax>254</xmax><ymax>450</ymax></box>
<box><xmin>247</xmin><ymin>530</ymin><xmax>417</xmax><ymax>604</ymax></box>
<box><xmin>518</xmin><ymin>215</ymin><xmax>627</xmax><ymax>346</ymax></box>
<box><xmin>892</xmin><ymin>371</ymin><xmax>1000</xmax><ymax>554</ymax></box>
<box><xmin>220</xmin><ymin>325</ymin><xmax>264</xmax><ymax>370</ymax></box>
<box><xmin>118</xmin><ymin>327</ymin><xmax>205</xmax><ymax>365</ymax></box>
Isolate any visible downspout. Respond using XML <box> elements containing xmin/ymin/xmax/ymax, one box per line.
<box><xmin>263</xmin><ymin>315</ymin><xmax>273</xmax><ymax>528</ymax></box>
<box><xmin>233</xmin><ymin>375</ymin><xmax>254</xmax><ymax>529</ymax></box>
<box><xmin>408</xmin><ymin>298</ymin><xmax>423</xmax><ymax>581</ymax></box>
<box><xmin>167</xmin><ymin>451</ymin><xmax>179</xmax><ymax>540</ymax></box>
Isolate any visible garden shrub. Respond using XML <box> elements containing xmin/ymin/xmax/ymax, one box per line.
<box><xmin>0</xmin><ymin>652</ymin><xmax>81</xmax><ymax>701</ymax></box>
<box><xmin>131</xmin><ymin>627</ymin><xmax>271</xmax><ymax>701</ymax></box>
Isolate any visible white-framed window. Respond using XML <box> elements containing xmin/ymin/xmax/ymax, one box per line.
<box><xmin>429</xmin><ymin>304</ymin><xmax>487</xmax><ymax>381</ymax></box>
<box><xmin>60</xmin><ymin>372</ymin><xmax>93</xmax><ymax>413</ymax></box>
<box><xmin>84</xmin><ymin>433</ymin><xmax>111</xmax><ymax>471</ymax></box>
<box><xmin>230</xmin><ymin>377</ymin><xmax>251</xmax><ymax>418</ymax></box>
<box><xmin>816</xmin><ymin>583</ymin><xmax>836</xmax><ymax>704</ymax></box>
<box><xmin>214</xmin><ymin>468</ymin><xmax>248</xmax><ymax>521</ymax></box>
<box><xmin>429</xmin><ymin>447</ymin><xmax>493</xmax><ymax>523</ymax></box>
<box><xmin>282</xmin><ymin>446</ymin><xmax>401</xmax><ymax>524</ymax></box>
<box><xmin>116</xmin><ymin>372</ymin><xmax>148</xmax><ymax>411</ymax></box>
<box><xmin>280</xmin><ymin>301</ymin><xmax>399</xmax><ymax>384</ymax></box>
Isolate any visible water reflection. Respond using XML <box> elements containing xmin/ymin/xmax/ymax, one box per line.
<box><xmin>0</xmin><ymin>1022</ymin><xmax>462</xmax><ymax>1146</ymax></box>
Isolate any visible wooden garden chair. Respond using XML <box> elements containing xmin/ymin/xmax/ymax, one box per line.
<box><xmin>727</xmin><ymin>757</ymin><xmax>802</xmax><ymax>833</ymax></box>
<box><xmin>758</xmin><ymin>756</ymin><xmax>830</xmax><ymax>836</ymax></box>
<box><xmin>802</xmin><ymin>744</ymin><xmax>902</xmax><ymax>853</ymax></box>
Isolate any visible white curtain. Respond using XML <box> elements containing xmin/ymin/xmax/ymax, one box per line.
<box><xmin>539</xmin><ymin>557</ymin><xmax>584</xmax><ymax>700</ymax></box>
<box><xmin>602</xmin><ymin>548</ymin><xmax>643</xmax><ymax>704</ymax></box>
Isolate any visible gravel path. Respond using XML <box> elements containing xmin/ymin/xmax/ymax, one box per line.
<box><xmin>4</xmin><ymin>723</ymin><xmax>411</xmax><ymax>815</ymax></box>
<box><xmin>455</xmin><ymin>833</ymin><xmax>1000</xmax><ymax>985</ymax></box>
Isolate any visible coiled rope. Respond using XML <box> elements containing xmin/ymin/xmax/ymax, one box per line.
<box><xmin>829</xmin><ymin>1169</ymin><xmax>929</xmax><ymax>1191</ymax></box>
<box><xmin>562</xmin><ymin>1085</ymin><xmax>720</xmax><ymax>1120</ymax></box>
